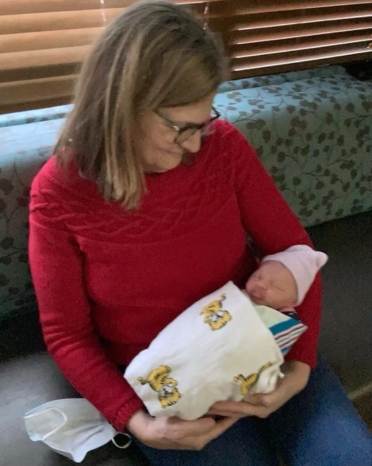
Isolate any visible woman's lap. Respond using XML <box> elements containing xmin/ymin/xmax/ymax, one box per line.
<box><xmin>268</xmin><ymin>356</ymin><xmax>372</xmax><ymax>466</ymax></box>
<box><xmin>133</xmin><ymin>358</ymin><xmax>372</xmax><ymax>466</ymax></box>
<box><xmin>132</xmin><ymin>416</ymin><xmax>279</xmax><ymax>466</ymax></box>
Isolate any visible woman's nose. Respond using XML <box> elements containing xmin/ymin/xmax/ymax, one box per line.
<box><xmin>179</xmin><ymin>131</ymin><xmax>201</xmax><ymax>153</ymax></box>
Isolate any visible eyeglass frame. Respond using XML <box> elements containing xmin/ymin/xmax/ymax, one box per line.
<box><xmin>154</xmin><ymin>106</ymin><xmax>221</xmax><ymax>144</ymax></box>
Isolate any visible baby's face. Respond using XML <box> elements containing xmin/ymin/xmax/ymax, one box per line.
<box><xmin>245</xmin><ymin>261</ymin><xmax>297</xmax><ymax>309</ymax></box>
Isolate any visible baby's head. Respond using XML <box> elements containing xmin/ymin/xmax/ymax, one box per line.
<box><xmin>246</xmin><ymin>245</ymin><xmax>328</xmax><ymax>309</ymax></box>
<box><xmin>246</xmin><ymin>260</ymin><xmax>297</xmax><ymax>309</ymax></box>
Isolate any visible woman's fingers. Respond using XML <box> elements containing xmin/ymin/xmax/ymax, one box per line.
<box><xmin>210</xmin><ymin>415</ymin><xmax>239</xmax><ymax>436</ymax></box>
<box><xmin>209</xmin><ymin>400</ymin><xmax>269</xmax><ymax>418</ymax></box>
<box><xmin>244</xmin><ymin>393</ymin><xmax>268</xmax><ymax>406</ymax></box>
<box><xmin>194</xmin><ymin>362</ymin><xmax>312</xmax><ymax>441</ymax></box>
<box><xmin>212</xmin><ymin>400</ymin><xmax>253</xmax><ymax>413</ymax></box>
<box><xmin>155</xmin><ymin>416</ymin><xmax>239</xmax><ymax>451</ymax></box>
<box><xmin>169</xmin><ymin>415</ymin><xmax>217</xmax><ymax>438</ymax></box>
<box><xmin>207</xmin><ymin>407</ymin><xmax>245</xmax><ymax>418</ymax></box>
<box><xmin>136</xmin><ymin>412</ymin><xmax>238</xmax><ymax>451</ymax></box>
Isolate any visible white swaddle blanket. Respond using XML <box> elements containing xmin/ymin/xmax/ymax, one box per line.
<box><xmin>124</xmin><ymin>281</ymin><xmax>284</xmax><ymax>421</ymax></box>
<box><xmin>24</xmin><ymin>281</ymin><xmax>307</xmax><ymax>462</ymax></box>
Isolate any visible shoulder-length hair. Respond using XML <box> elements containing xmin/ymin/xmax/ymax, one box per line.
<box><xmin>55</xmin><ymin>0</ymin><xmax>228</xmax><ymax>209</ymax></box>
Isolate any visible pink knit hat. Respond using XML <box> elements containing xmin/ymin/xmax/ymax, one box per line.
<box><xmin>262</xmin><ymin>245</ymin><xmax>328</xmax><ymax>306</ymax></box>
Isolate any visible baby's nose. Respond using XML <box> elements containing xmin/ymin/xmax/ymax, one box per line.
<box><xmin>250</xmin><ymin>285</ymin><xmax>266</xmax><ymax>300</ymax></box>
<box><xmin>250</xmin><ymin>289</ymin><xmax>263</xmax><ymax>300</ymax></box>
<box><xmin>256</xmin><ymin>281</ymin><xmax>268</xmax><ymax>291</ymax></box>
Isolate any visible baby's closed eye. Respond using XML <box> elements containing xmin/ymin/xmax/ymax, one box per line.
<box><xmin>271</xmin><ymin>283</ymin><xmax>285</xmax><ymax>292</ymax></box>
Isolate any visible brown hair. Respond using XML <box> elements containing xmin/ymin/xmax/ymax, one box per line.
<box><xmin>55</xmin><ymin>0</ymin><xmax>228</xmax><ymax>209</ymax></box>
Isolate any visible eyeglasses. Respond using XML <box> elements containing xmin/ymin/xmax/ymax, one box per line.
<box><xmin>154</xmin><ymin>106</ymin><xmax>220</xmax><ymax>144</ymax></box>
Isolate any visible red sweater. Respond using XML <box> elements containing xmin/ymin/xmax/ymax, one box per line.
<box><xmin>29</xmin><ymin>120</ymin><xmax>322</xmax><ymax>431</ymax></box>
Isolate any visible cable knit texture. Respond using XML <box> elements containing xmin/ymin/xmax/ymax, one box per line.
<box><xmin>29</xmin><ymin>120</ymin><xmax>321</xmax><ymax>431</ymax></box>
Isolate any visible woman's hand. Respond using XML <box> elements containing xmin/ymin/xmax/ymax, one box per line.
<box><xmin>126</xmin><ymin>409</ymin><xmax>239</xmax><ymax>451</ymax></box>
<box><xmin>208</xmin><ymin>360</ymin><xmax>311</xmax><ymax>419</ymax></box>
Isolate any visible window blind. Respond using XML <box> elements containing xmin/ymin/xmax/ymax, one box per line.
<box><xmin>0</xmin><ymin>0</ymin><xmax>371</xmax><ymax>114</ymax></box>
<box><xmin>207</xmin><ymin>0</ymin><xmax>372</xmax><ymax>78</ymax></box>
<box><xmin>0</xmin><ymin>0</ymin><xmax>130</xmax><ymax>114</ymax></box>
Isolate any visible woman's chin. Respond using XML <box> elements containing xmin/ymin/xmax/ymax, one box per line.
<box><xmin>151</xmin><ymin>168</ymin><xmax>168</xmax><ymax>173</ymax></box>
<box><xmin>157</xmin><ymin>159</ymin><xmax>183</xmax><ymax>173</ymax></box>
<box><xmin>147</xmin><ymin>163</ymin><xmax>179</xmax><ymax>174</ymax></box>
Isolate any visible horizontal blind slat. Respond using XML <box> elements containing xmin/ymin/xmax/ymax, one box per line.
<box><xmin>0</xmin><ymin>75</ymin><xmax>75</xmax><ymax>106</ymax></box>
<box><xmin>0</xmin><ymin>76</ymin><xmax>76</xmax><ymax>114</ymax></box>
<box><xmin>230</xmin><ymin>19</ymin><xmax>372</xmax><ymax>44</ymax></box>
<box><xmin>0</xmin><ymin>0</ymin><xmax>209</xmax><ymax>15</ymax></box>
<box><xmin>209</xmin><ymin>6</ymin><xmax>372</xmax><ymax>31</ymax></box>
<box><xmin>0</xmin><ymin>28</ymin><xmax>102</xmax><ymax>54</ymax></box>
<box><xmin>0</xmin><ymin>9</ymin><xmax>124</xmax><ymax>35</ymax></box>
<box><xmin>229</xmin><ymin>30</ymin><xmax>372</xmax><ymax>57</ymax></box>
<box><xmin>231</xmin><ymin>51</ymin><xmax>371</xmax><ymax>78</ymax></box>
<box><xmin>1</xmin><ymin>0</ymin><xmax>134</xmax><ymax>15</ymax></box>
<box><xmin>0</xmin><ymin>64</ymin><xmax>77</xmax><ymax>85</ymax></box>
<box><xmin>0</xmin><ymin>46</ymin><xmax>89</xmax><ymax>74</ymax></box>
<box><xmin>231</xmin><ymin>42</ymin><xmax>372</xmax><ymax>70</ymax></box>
<box><xmin>209</xmin><ymin>0</ymin><xmax>372</xmax><ymax>17</ymax></box>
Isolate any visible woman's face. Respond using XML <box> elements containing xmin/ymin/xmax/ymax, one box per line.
<box><xmin>138</xmin><ymin>93</ymin><xmax>215</xmax><ymax>173</ymax></box>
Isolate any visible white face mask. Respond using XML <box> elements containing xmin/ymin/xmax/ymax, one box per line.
<box><xmin>24</xmin><ymin>399</ymin><xmax>131</xmax><ymax>463</ymax></box>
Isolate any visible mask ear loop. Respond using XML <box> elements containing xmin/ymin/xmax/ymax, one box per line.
<box><xmin>112</xmin><ymin>432</ymin><xmax>132</xmax><ymax>449</ymax></box>
<box><xmin>24</xmin><ymin>407</ymin><xmax>68</xmax><ymax>440</ymax></box>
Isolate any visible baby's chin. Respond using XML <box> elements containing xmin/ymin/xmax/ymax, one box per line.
<box><xmin>249</xmin><ymin>296</ymin><xmax>263</xmax><ymax>305</ymax></box>
<box><xmin>247</xmin><ymin>294</ymin><xmax>267</xmax><ymax>306</ymax></box>
<box><xmin>247</xmin><ymin>293</ymin><xmax>283</xmax><ymax>309</ymax></box>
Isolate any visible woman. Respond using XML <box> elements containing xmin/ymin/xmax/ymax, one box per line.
<box><xmin>28</xmin><ymin>1</ymin><xmax>372</xmax><ymax>465</ymax></box>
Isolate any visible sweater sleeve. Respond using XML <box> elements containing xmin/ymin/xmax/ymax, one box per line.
<box><xmin>28</xmin><ymin>173</ymin><xmax>144</xmax><ymax>431</ymax></box>
<box><xmin>226</xmin><ymin>124</ymin><xmax>322</xmax><ymax>368</ymax></box>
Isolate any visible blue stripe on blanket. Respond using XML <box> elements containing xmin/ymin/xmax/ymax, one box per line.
<box><xmin>269</xmin><ymin>320</ymin><xmax>307</xmax><ymax>356</ymax></box>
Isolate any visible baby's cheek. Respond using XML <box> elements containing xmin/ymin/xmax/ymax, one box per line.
<box><xmin>245</xmin><ymin>283</ymin><xmax>262</xmax><ymax>305</ymax></box>
<box><xmin>245</xmin><ymin>279</ymin><xmax>252</xmax><ymax>293</ymax></box>
<box><xmin>264</xmin><ymin>289</ymin><xmax>284</xmax><ymax>309</ymax></box>
<box><xmin>245</xmin><ymin>281</ymin><xmax>259</xmax><ymax>301</ymax></box>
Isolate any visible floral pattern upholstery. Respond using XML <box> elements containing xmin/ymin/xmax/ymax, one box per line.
<box><xmin>214</xmin><ymin>65</ymin><xmax>372</xmax><ymax>226</ymax></box>
<box><xmin>0</xmin><ymin>118</ymin><xmax>64</xmax><ymax>319</ymax></box>
<box><xmin>1</xmin><ymin>65</ymin><xmax>371</xmax><ymax>319</ymax></box>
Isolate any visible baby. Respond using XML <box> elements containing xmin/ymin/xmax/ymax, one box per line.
<box><xmin>245</xmin><ymin>244</ymin><xmax>328</xmax><ymax>318</ymax></box>
<box><xmin>124</xmin><ymin>244</ymin><xmax>329</xmax><ymax>421</ymax></box>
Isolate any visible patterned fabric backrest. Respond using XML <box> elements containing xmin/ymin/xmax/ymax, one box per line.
<box><xmin>0</xmin><ymin>117</ymin><xmax>64</xmax><ymax>319</ymax></box>
<box><xmin>214</xmin><ymin>66</ymin><xmax>372</xmax><ymax>226</ymax></box>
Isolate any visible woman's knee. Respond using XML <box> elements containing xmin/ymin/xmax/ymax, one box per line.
<box><xmin>284</xmin><ymin>419</ymin><xmax>372</xmax><ymax>466</ymax></box>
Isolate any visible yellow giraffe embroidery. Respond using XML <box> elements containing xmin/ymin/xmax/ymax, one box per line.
<box><xmin>200</xmin><ymin>293</ymin><xmax>232</xmax><ymax>330</ymax></box>
<box><xmin>234</xmin><ymin>362</ymin><xmax>273</xmax><ymax>396</ymax></box>
<box><xmin>138</xmin><ymin>365</ymin><xmax>181</xmax><ymax>408</ymax></box>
